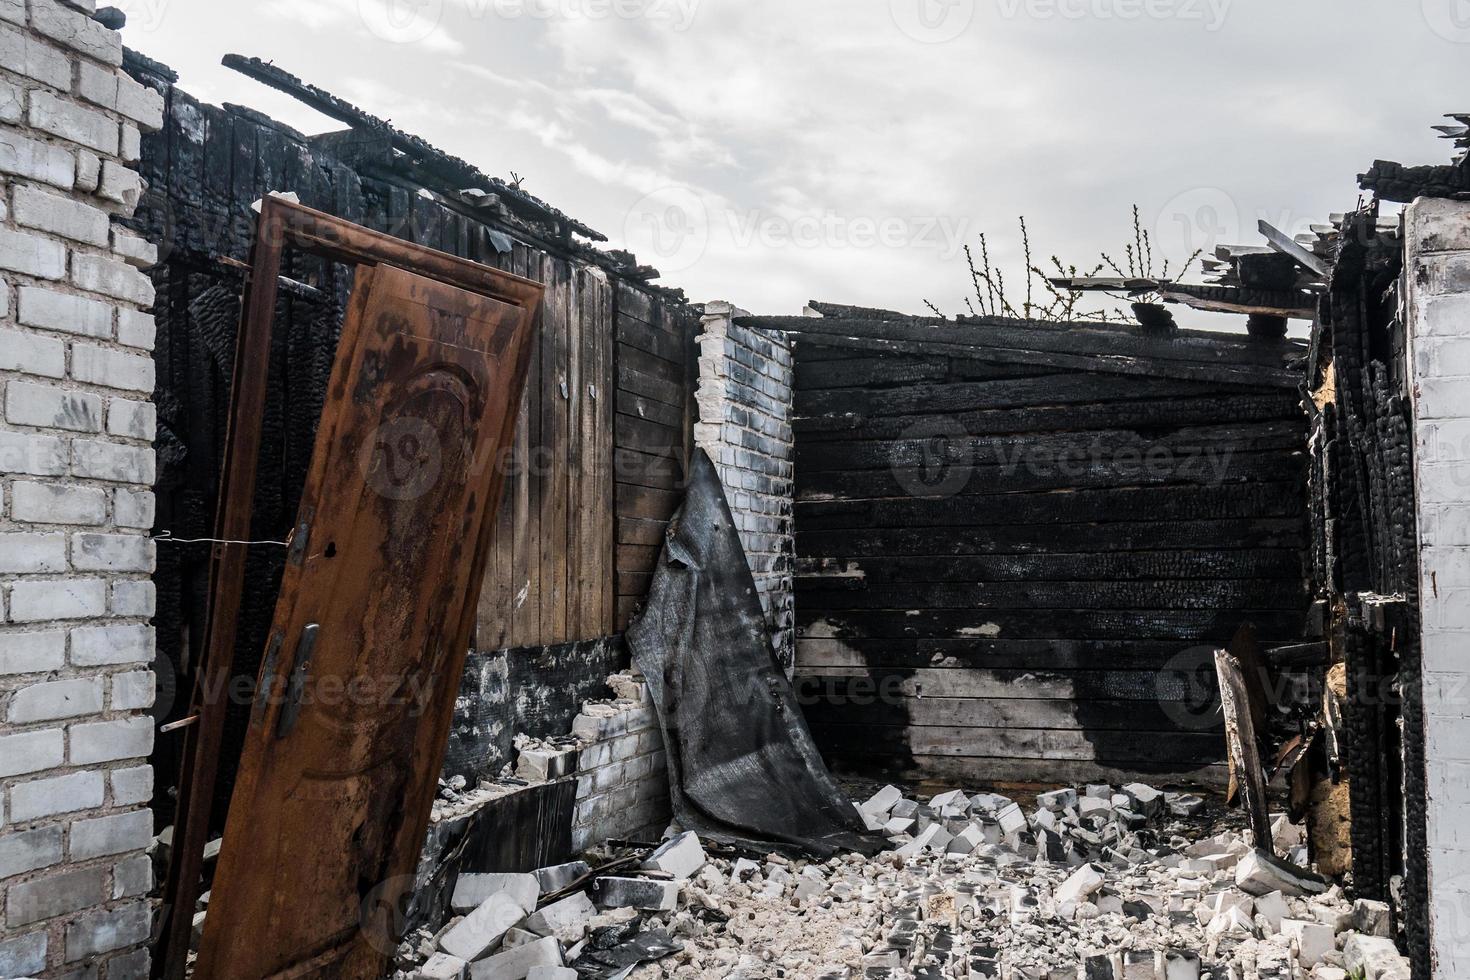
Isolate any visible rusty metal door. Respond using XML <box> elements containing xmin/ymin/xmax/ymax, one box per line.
<box><xmin>196</xmin><ymin>263</ymin><xmax>535</xmax><ymax>979</ymax></box>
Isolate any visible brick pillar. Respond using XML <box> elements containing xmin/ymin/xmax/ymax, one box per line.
<box><xmin>694</xmin><ymin>301</ymin><xmax>796</xmax><ymax>671</ymax></box>
<box><xmin>0</xmin><ymin>1</ymin><xmax>163</xmax><ymax>977</ymax></box>
<box><xmin>1406</xmin><ymin>197</ymin><xmax>1470</xmax><ymax>979</ymax></box>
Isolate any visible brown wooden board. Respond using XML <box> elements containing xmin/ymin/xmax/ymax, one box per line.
<box><xmin>196</xmin><ymin>262</ymin><xmax>536</xmax><ymax>979</ymax></box>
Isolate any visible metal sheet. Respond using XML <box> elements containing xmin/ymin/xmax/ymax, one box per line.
<box><xmin>627</xmin><ymin>449</ymin><xmax>885</xmax><ymax>858</ymax></box>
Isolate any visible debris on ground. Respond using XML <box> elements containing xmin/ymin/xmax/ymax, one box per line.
<box><xmin>391</xmin><ymin>781</ymin><xmax>1411</xmax><ymax>980</ymax></box>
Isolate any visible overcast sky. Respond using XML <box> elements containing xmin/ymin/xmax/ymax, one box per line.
<box><xmin>118</xmin><ymin>0</ymin><xmax>1464</xmax><ymax>327</ymax></box>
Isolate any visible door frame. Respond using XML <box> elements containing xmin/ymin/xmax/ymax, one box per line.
<box><xmin>156</xmin><ymin>197</ymin><xmax>544</xmax><ymax>979</ymax></box>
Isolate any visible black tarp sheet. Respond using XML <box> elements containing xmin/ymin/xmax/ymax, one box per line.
<box><xmin>627</xmin><ymin>449</ymin><xmax>886</xmax><ymax>858</ymax></box>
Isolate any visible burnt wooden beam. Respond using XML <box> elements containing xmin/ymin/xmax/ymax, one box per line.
<box><xmin>1359</xmin><ymin>159</ymin><xmax>1470</xmax><ymax>204</ymax></box>
<box><xmin>1259</xmin><ymin>219</ymin><xmax>1331</xmax><ymax>279</ymax></box>
<box><xmin>222</xmin><ymin>54</ymin><xmax>608</xmax><ymax>242</ymax></box>
<box><xmin>806</xmin><ymin>300</ymin><xmax>914</xmax><ymax>320</ymax></box>
<box><xmin>1215</xmin><ymin>648</ymin><xmax>1274</xmax><ymax>852</ymax></box>
<box><xmin>1161</xmin><ymin>283</ymin><xmax>1317</xmax><ymax>320</ymax></box>
<box><xmin>740</xmin><ymin>314</ymin><xmax>1305</xmax><ymax>388</ymax></box>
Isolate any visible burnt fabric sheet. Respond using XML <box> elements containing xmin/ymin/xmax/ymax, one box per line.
<box><xmin>627</xmin><ymin>449</ymin><xmax>885</xmax><ymax>858</ymax></box>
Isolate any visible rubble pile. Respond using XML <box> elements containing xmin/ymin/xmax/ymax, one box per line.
<box><xmin>394</xmin><ymin>783</ymin><xmax>1410</xmax><ymax>980</ymax></box>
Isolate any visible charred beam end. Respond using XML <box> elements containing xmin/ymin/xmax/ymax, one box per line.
<box><xmin>807</xmin><ymin>300</ymin><xmax>919</xmax><ymax>320</ymax></box>
<box><xmin>1161</xmin><ymin>284</ymin><xmax>1317</xmax><ymax>321</ymax></box>
<box><xmin>1359</xmin><ymin>159</ymin><xmax>1470</xmax><ymax>204</ymax></box>
<box><xmin>221</xmin><ymin>54</ymin><xmax>609</xmax><ymax>242</ymax></box>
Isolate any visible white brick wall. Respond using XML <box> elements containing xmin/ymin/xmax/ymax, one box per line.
<box><xmin>0</xmin><ymin>2</ymin><xmax>161</xmax><ymax>976</ymax></box>
<box><xmin>1407</xmin><ymin>197</ymin><xmax>1470</xmax><ymax>980</ymax></box>
<box><xmin>694</xmin><ymin>301</ymin><xmax>797</xmax><ymax>670</ymax></box>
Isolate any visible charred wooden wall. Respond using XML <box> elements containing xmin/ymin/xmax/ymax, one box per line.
<box><xmin>1306</xmin><ymin>208</ymin><xmax>1426</xmax><ymax>977</ymax></box>
<box><xmin>126</xmin><ymin>55</ymin><xmax>697</xmax><ymax>830</ymax></box>
<box><xmin>790</xmin><ymin>341</ymin><xmax>1311</xmax><ymax>786</ymax></box>
<box><xmin>613</xmin><ymin>284</ymin><xmax>697</xmax><ymax>631</ymax></box>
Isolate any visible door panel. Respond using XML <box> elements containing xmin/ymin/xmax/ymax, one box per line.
<box><xmin>197</xmin><ymin>263</ymin><xmax>536</xmax><ymax>979</ymax></box>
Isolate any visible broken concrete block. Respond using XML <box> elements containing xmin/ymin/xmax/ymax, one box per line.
<box><xmin>1272</xmin><ymin>813</ymin><xmax>1306</xmax><ymax>850</ymax></box>
<box><xmin>1123</xmin><ymin>950</ymin><xmax>1157</xmax><ymax>980</ymax></box>
<box><xmin>1282</xmin><ymin>918</ymin><xmax>1336</xmax><ymax>966</ymax></box>
<box><xmin>1342</xmin><ymin>934</ymin><xmax>1409</xmax><ymax>980</ymax></box>
<box><xmin>641</xmin><ymin>831</ymin><xmax>706</xmax><ymax>880</ymax></box>
<box><xmin>1207</xmin><ymin>905</ymin><xmax>1254</xmax><ymax>938</ymax></box>
<box><xmin>468</xmin><ymin>936</ymin><xmax>562</xmax><ymax>980</ymax></box>
<box><xmin>1166</xmin><ymin>794</ymin><xmax>1206</xmax><ymax>818</ymax></box>
<box><xmin>440</xmin><ymin>892</ymin><xmax>531</xmax><ymax>962</ymax></box>
<box><xmin>891</xmin><ymin>798</ymin><xmax>919</xmax><ymax>819</ymax></box>
<box><xmin>1121</xmin><ymin>783</ymin><xmax>1163</xmax><ymax>818</ymax></box>
<box><xmin>525</xmin><ymin>969</ymin><xmax>577</xmax><ymax>980</ymax></box>
<box><xmin>884</xmin><ymin>817</ymin><xmax>916</xmax><ymax>836</ymax></box>
<box><xmin>1082</xmin><ymin>950</ymin><xmax>1122</xmax><ymax>980</ymax></box>
<box><xmin>1156</xmin><ymin>950</ymin><xmax>1200</xmax><ymax>980</ymax></box>
<box><xmin>1038</xmin><ymin>788</ymin><xmax>1078</xmax><ymax>811</ymax></box>
<box><xmin>533</xmin><ymin>861</ymin><xmax>591</xmax><ymax>895</ymax></box>
<box><xmin>854</xmin><ymin>803</ymin><xmax>888</xmax><ymax>832</ymax></box>
<box><xmin>948</xmin><ymin>824</ymin><xmax>984</xmax><ymax>855</ymax></box>
<box><xmin>862</xmin><ymin>785</ymin><xmax>903</xmax><ymax>816</ymax></box>
<box><xmin>1079</xmin><ymin>798</ymin><xmax>1112</xmax><ymax>818</ymax></box>
<box><xmin>452</xmin><ymin>873</ymin><xmax>539</xmax><ymax>915</ymax></box>
<box><xmin>1340</xmin><ymin>934</ymin><xmax>1405</xmax><ymax>980</ymax></box>
<box><xmin>593</xmin><ymin>876</ymin><xmax>679</xmax><ymax>911</ymax></box>
<box><xmin>930</xmin><ymin>789</ymin><xmax>969</xmax><ymax>810</ymax></box>
<box><xmin>515</xmin><ymin>746</ymin><xmax>577</xmax><ymax>782</ymax></box>
<box><xmin>1254</xmin><ymin>890</ymin><xmax>1288</xmax><ymax>932</ymax></box>
<box><xmin>1055</xmin><ymin>864</ymin><xmax>1105</xmax><ymax>905</ymax></box>
<box><xmin>997</xmin><ymin>802</ymin><xmax>1027</xmax><ymax>836</ymax></box>
<box><xmin>524</xmin><ymin>891</ymin><xmax>596</xmax><ymax>943</ymax></box>
<box><xmin>416</xmin><ymin>952</ymin><xmax>469</xmax><ymax>980</ymax></box>
<box><xmin>794</xmin><ymin>877</ymin><xmax>826</xmax><ymax>903</ymax></box>
<box><xmin>1352</xmin><ymin>899</ymin><xmax>1393</xmax><ymax>937</ymax></box>
<box><xmin>501</xmin><ymin>928</ymin><xmax>539</xmax><ymax>949</ymax></box>
<box><xmin>1235</xmin><ymin>849</ymin><xmax>1328</xmax><ymax>897</ymax></box>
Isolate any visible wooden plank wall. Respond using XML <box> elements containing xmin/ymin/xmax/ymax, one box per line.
<box><xmin>475</xmin><ymin>256</ymin><xmax>615</xmax><ymax>650</ymax></box>
<box><xmin>612</xmin><ymin>282</ymin><xmax>698</xmax><ymax>630</ymax></box>
<box><xmin>790</xmin><ymin>342</ymin><xmax>1311</xmax><ymax>786</ymax></box>
<box><xmin>130</xmin><ymin>76</ymin><xmax>698</xmax><ymax>825</ymax></box>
